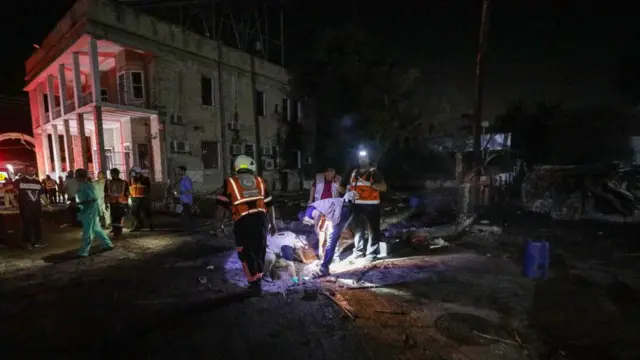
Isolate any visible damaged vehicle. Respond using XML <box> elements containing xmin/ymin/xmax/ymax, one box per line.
<box><xmin>521</xmin><ymin>162</ymin><xmax>640</xmax><ymax>222</ymax></box>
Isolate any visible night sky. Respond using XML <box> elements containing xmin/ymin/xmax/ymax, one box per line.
<box><xmin>1</xmin><ymin>0</ymin><xmax>638</xmax><ymax>133</ymax></box>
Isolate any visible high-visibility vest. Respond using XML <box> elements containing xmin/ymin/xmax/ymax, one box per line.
<box><xmin>129</xmin><ymin>179</ymin><xmax>147</xmax><ymax>198</ymax></box>
<box><xmin>227</xmin><ymin>174</ymin><xmax>268</xmax><ymax>221</ymax></box>
<box><xmin>44</xmin><ymin>179</ymin><xmax>56</xmax><ymax>189</ymax></box>
<box><xmin>349</xmin><ymin>168</ymin><xmax>380</xmax><ymax>205</ymax></box>
<box><xmin>313</xmin><ymin>173</ymin><xmax>341</xmax><ymax>201</ymax></box>
<box><xmin>107</xmin><ymin>179</ymin><xmax>128</xmax><ymax>204</ymax></box>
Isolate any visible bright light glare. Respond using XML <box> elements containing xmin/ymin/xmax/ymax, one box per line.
<box><xmin>358</xmin><ymin>150</ymin><xmax>367</xmax><ymax>157</ymax></box>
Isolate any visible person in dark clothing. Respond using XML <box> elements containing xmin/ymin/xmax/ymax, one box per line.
<box><xmin>43</xmin><ymin>175</ymin><xmax>57</xmax><ymax>205</ymax></box>
<box><xmin>129</xmin><ymin>167</ymin><xmax>153</xmax><ymax>232</ymax></box>
<box><xmin>105</xmin><ymin>168</ymin><xmax>130</xmax><ymax>238</ymax></box>
<box><xmin>176</xmin><ymin>165</ymin><xmax>196</xmax><ymax>233</ymax></box>
<box><xmin>14</xmin><ymin>164</ymin><xmax>50</xmax><ymax>249</ymax></box>
<box><xmin>340</xmin><ymin>149</ymin><xmax>387</xmax><ymax>264</ymax></box>
<box><xmin>214</xmin><ymin>155</ymin><xmax>277</xmax><ymax>295</ymax></box>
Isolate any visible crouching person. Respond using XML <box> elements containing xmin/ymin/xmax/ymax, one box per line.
<box><xmin>75</xmin><ymin>169</ymin><xmax>114</xmax><ymax>257</ymax></box>
<box><xmin>303</xmin><ymin>193</ymin><xmax>355</xmax><ymax>278</ymax></box>
<box><xmin>263</xmin><ymin>231</ymin><xmax>308</xmax><ymax>284</ymax></box>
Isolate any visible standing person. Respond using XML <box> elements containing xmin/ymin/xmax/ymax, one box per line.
<box><xmin>3</xmin><ymin>178</ymin><xmax>18</xmax><ymax>209</ymax></box>
<box><xmin>129</xmin><ymin>167</ymin><xmax>153</xmax><ymax>232</ymax></box>
<box><xmin>57</xmin><ymin>175</ymin><xmax>66</xmax><ymax>203</ymax></box>
<box><xmin>43</xmin><ymin>175</ymin><xmax>57</xmax><ymax>205</ymax></box>
<box><xmin>175</xmin><ymin>166</ymin><xmax>196</xmax><ymax>233</ymax></box>
<box><xmin>308</xmin><ymin>166</ymin><xmax>341</xmax><ymax>204</ymax></box>
<box><xmin>65</xmin><ymin>171</ymin><xmax>81</xmax><ymax>227</ymax></box>
<box><xmin>74</xmin><ymin>168</ymin><xmax>114</xmax><ymax>257</ymax></box>
<box><xmin>341</xmin><ymin>149</ymin><xmax>387</xmax><ymax>265</ymax></box>
<box><xmin>92</xmin><ymin>171</ymin><xmax>109</xmax><ymax>228</ymax></box>
<box><xmin>105</xmin><ymin>168</ymin><xmax>129</xmax><ymax>238</ymax></box>
<box><xmin>14</xmin><ymin>164</ymin><xmax>50</xmax><ymax>249</ymax></box>
<box><xmin>213</xmin><ymin>155</ymin><xmax>277</xmax><ymax>294</ymax></box>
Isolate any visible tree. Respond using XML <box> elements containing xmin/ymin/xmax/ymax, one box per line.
<box><xmin>289</xmin><ymin>25</ymin><xmax>439</xmax><ymax>167</ymax></box>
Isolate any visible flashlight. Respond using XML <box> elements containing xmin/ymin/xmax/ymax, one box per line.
<box><xmin>358</xmin><ymin>150</ymin><xmax>367</xmax><ymax>157</ymax></box>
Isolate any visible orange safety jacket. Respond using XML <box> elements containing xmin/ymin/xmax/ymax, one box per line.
<box><xmin>349</xmin><ymin>168</ymin><xmax>380</xmax><ymax>205</ymax></box>
<box><xmin>129</xmin><ymin>179</ymin><xmax>147</xmax><ymax>198</ymax></box>
<box><xmin>226</xmin><ymin>174</ymin><xmax>268</xmax><ymax>221</ymax></box>
<box><xmin>107</xmin><ymin>179</ymin><xmax>128</xmax><ymax>204</ymax></box>
<box><xmin>44</xmin><ymin>179</ymin><xmax>56</xmax><ymax>189</ymax></box>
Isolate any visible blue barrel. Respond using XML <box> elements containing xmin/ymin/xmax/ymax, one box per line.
<box><xmin>523</xmin><ymin>240</ymin><xmax>550</xmax><ymax>279</ymax></box>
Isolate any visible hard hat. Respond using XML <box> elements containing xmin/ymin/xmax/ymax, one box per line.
<box><xmin>234</xmin><ymin>155</ymin><xmax>256</xmax><ymax>172</ymax></box>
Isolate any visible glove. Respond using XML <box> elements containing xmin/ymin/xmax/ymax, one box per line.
<box><xmin>291</xmin><ymin>276</ymin><xmax>299</xmax><ymax>284</ymax></box>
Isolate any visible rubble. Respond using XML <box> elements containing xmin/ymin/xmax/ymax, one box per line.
<box><xmin>522</xmin><ymin>163</ymin><xmax>640</xmax><ymax>223</ymax></box>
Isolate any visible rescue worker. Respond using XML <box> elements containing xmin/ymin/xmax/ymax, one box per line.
<box><xmin>341</xmin><ymin>149</ymin><xmax>387</xmax><ymax>265</ymax></box>
<box><xmin>105</xmin><ymin>168</ymin><xmax>129</xmax><ymax>238</ymax></box>
<box><xmin>264</xmin><ymin>231</ymin><xmax>308</xmax><ymax>284</ymax></box>
<box><xmin>214</xmin><ymin>155</ymin><xmax>277</xmax><ymax>294</ymax></box>
<box><xmin>305</xmin><ymin>193</ymin><xmax>355</xmax><ymax>278</ymax></box>
<box><xmin>14</xmin><ymin>164</ymin><xmax>50</xmax><ymax>249</ymax></box>
<box><xmin>92</xmin><ymin>171</ymin><xmax>109</xmax><ymax>228</ymax></box>
<box><xmin>308</xmin><ymin>166</ymin><xmax>341</xmax><ymax>204</ymax></box>
<box><xmin>129</xmin><ymin>167</ymin><xmax>153</xmax><ymax>232</ymax></box>
<box><xmin>43</xmin><ymin>175</ymin><xmax>57</xmax><ymax>205</ymax></box>
<box><xmin>3</xmin><ymin>178</ymin><xmax>18</xmax><ymax>209</ymax></box>
<box><xmin>74</xmin><ymin>168</ymin><xmax>114</xmax><ymax>257</ymax></box>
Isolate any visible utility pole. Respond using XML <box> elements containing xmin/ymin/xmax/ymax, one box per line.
<box><xmin>472</xmin><ymin>0</ymin><xmax>491</xmax><ymax>206</ymax></box>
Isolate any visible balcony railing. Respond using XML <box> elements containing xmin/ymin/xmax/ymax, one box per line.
<box><xmin>52</xmin><ymin>107</ymin><xmax>61</xmax><ymax>120</ymax></box>
<box><xmin>43</xmin><ymin>113</ymin><xmax>50</xmax><ymax>124</ymax></box>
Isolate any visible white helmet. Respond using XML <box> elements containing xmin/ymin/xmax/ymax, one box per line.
<box><xmin>234</xmin><ymin>155</ymin><xmax>257</xmax><ymax>172</ymax></box>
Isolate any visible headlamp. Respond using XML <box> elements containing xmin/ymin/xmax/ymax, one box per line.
<box><xmin>358</xmin><ymin>150</ymin><xmax>367</xmax><ymax>157</ymax></box>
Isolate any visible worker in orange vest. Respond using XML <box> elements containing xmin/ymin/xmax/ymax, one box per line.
<box><xmin>105</xmin><ymin>168</ymin><xmax>130</xmax><ymax>238</ymax></box>
<box><xmin>43</xmin><ymin>175</ymin><xmax>58</xmax><ymax>205</ymax></box>
<box><xmin>128</xmin><ymin>167</ymin><xmax>153</xmax><ymax>232</ymax></box>
<box><xmin>214</xmin><ymin>155</ymin><xmax>277</xmax><ymax>295</ymax></box>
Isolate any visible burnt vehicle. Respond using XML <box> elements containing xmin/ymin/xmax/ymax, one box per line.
<box><xmin>521</xmin><ymin>162</ymin><xmax>640</xmax><ymax>222</ymax></box>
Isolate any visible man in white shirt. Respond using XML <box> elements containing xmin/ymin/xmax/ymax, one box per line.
<box><xmin>264</xmin><ymin>231</ymin><xmax>308</xmax><ymax>284</ymax></box>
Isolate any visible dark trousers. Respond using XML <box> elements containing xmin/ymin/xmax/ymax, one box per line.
<box><xmin>47</xmin><ymin>189</ymin><xmax>57</xmax><ymax>205</ymax></box>
<box><xmin>20</xmin><ymin>206</ymin><xmax>42</xmax><ymax>245</ymax></box>
<box><xmin>321</xmin><ymin>205</ymin><xmax>354</xmax><ymax>270</ymax></box>
<box><xmin>57</xmin><ymin>190</ymin><xmax>66</xmax><ymax>203</ymax></box>
<box><xmin>352</xmin><ymin>204</ymin><xmax>381</xmax><ymax>259</ymax></box>
<box><xmin>181</xmin><ymin>203</ymin><xmax>196</xmax><ymax>232</ymax></box>
<box><xmin>109</xmin><ymin>203</ymin><xmax>127</xmax><ymax>236</ymax></box>
<box><xmin>131</xmin><ymin>197</ymin><xmax>153</xmax><ymax>230</ymax></box>
<box><xmin>233</xmin><ymin>212</ymin><xmax>268</xmax><ymax>283</ymax></box>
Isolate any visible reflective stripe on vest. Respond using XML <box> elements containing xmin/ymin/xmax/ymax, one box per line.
<box><xmin>107</xmin><ymin>179</ymin><xmax>128</xmax><ymax>204</ymax></box>
<box><xmin>227</xmin><ymin>174</ymin><xmax>267</xmax><ymax>221</ymax></box>
<box><xmin>313</xmin><ymin>173</ymin><xmax>341</xmax><ymax>201</ymax></box>
<box><xmin>129</xmin><ymin>180</ymin><xmax>146</xmax><ymax>198</ymax></box>
<box><xmin>349</xmin><ymin>168</ymin><xmax>380</xmax><ymax>204</ymax></box>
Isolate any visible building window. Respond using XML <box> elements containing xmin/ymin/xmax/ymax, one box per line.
<box><xmin>201</xmin><ymin>76</ymin><xmax>214</xmax><ymax>106</ymax></box>
<box><xmin>43</xmin><ymin>94</ymin><xmax>49</xmax><ymax>113</ymax></box>
<box><xmin>255</xmin><ymin>90</ymin><xmax>265</xmax><ymax>116</ymax></box>
<box><xmin>201</xmin><ymin>141</ymin><xmax>220</xmax><ymax>170</ymax></box>
<box><xmin>137</xmin><ymin>143</ymin><xmax>149</xmax><ymax>168</ymax></box>
<box><xmin>130</xmin><ymin>71</ymin><xmax>144</xmax><ymax>100</ymax></box>
<box><xmin>100</xmin><ymin>88</ymin><xmax>108</xmax><ymax>103</ymax></box>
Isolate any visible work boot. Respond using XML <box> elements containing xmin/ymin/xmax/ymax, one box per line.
<box><xmin>363</xmin><ymin>256</ymin><xmax>377</xmax><ymax>265</ymax></box>
<box><xmin>248</xmin><ymin>280</ymin><xmax>262</xmax><ymax>296</ymax></box>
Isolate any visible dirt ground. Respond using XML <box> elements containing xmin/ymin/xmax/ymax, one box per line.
<box><xmin>0</xmin><ymin>204</ymin><xmax>639</xmax><ymax>359</ymax></box>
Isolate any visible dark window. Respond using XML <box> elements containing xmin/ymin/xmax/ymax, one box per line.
<box><xmin>255</xmin><ymin>91</ymin><xmax>265</xmax><ymax>116</ymax></box>
<box><xmin>291</xmin><ymin>99</ymin><xmax>299</xmax><ymax>123</ymax></box>
<box><xmin>282</xmin><ymin>98</ymin><xmax>289</xmax><ymax>121</ymax></box>
<box><xmin>201</xmin><ymin>141</ymin><xmax>220</xmax><ymax>170</ymax></box>
<box><xmin>201</xmin><ymin>76</ymin><xmax>213</xmax><ymax>106</ymax></box>
<box><xmin>244</xmin><ymin>144</ymin><xmax>255</xmax><ymax>159</ymax></box>
<box><xmin>58</xmin><ymin>135</ymin><xmax>66</xmax><ymax>164</ymax></box>
<box><xmin>131</xmin><ymin>71</ymin><xmax>144</xmax><ymax>99</ymax></box>
<box><xmin>137</xmin><ymin>144</ymin><xmax>149</xmax><ymax>168</ymax></box>
<box><xmin>100</xmin><ymin>88</ymin><xmax>108</xmax><ymax>102</ymax></box>
<box><xmin>43</xmin><ymin>94</ymin><xmax>49</xmax><ymax>112</ymax></box>
<box><xmin>85</xmin><ymin>137</ymin><xmax>93</xmax><ymax>163</ymax></box>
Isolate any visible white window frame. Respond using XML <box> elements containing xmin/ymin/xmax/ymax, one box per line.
<box><xmin>201</xmin><ymin>75</ymin><xmax>216</xmax><ymax>107</ymax></box>
<box><xmin>130</xmin><ymin>71</ymin><xmax>145</xmax><ymax>100</ymax></box>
